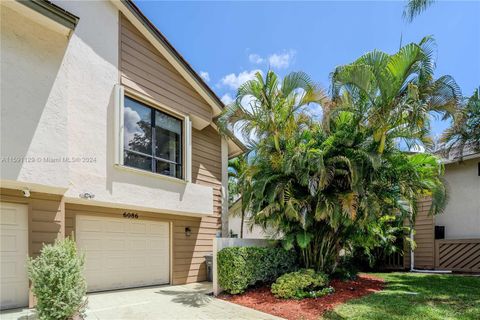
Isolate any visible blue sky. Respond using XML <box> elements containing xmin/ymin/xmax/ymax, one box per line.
<box><xmin>135</xmin><ymin>0</ymin><xmax>480</xmax><ymax>137</ymax></box>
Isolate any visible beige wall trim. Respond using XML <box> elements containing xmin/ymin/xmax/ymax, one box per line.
<box><xmin>220</xmin><ymin>138</ymin><xmax>229</xmax><ymax>236</ymax></box>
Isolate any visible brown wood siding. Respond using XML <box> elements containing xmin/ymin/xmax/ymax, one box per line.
<box><xmin>414</xmin><ymin>198</ymin><xmax>435</xmax><ymax>269</ymax></box>
<box><xmin>119</xmin><ymin>14</ymin><xmax>212</xmax><ymax>123</ymax></box>
<box><xmin>65</xmin><ymin>203</ymin><xmax>219</xmax><ymax>285</ymax></box>
<box><xmin>0</xmin><ymin>188</ymin><xmax>64</xmax><ymax>258</ymax></box>
<box><xmin>404</xmin><ymin>197</ymin><xmax>435</xmax><ymax>269</ymax></box>
<box><xmin>192</xmin><ymin>126</ymin><xmax>222</xmax><ymax>233</ymax></box>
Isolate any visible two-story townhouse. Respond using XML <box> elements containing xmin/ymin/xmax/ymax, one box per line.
<box><xmin>0</xmin><ymin>0</ymin><xmax>243</xmax><ymax>310</ymax></box>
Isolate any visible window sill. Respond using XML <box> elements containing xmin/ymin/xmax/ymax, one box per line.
<box><xmin>114</xmin><ymin>164</ymin><xmax>188</xmax><ymax>185</ymax></box>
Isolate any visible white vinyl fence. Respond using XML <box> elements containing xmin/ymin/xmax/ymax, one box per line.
<box><xmin>212</xmin><ymin>238</ymin><xmax>276</xmax><ymax>295</ymax></box>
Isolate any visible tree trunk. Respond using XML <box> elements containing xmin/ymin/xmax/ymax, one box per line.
<box><xmin>240</xmin><ymin>209</ymin><xmax>245</xmax><ymax>238</ymax></box>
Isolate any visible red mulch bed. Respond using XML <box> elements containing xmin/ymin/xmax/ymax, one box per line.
<box><xmin>219</xmin><ymin>274</ymin><xmax>384</xmax><ymax>320</ymax></box>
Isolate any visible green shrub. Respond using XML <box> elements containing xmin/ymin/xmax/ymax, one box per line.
<box><xmin>28</xmin><ymin>238</ymin><xmax>87</xmax><ymax>320</ymax></box>
<box><xmin>271</xmin><ymin>269</ymin><xmax>333</xmax><ymax>299</ymax></box>
<box><xmin>217</xmin><ymin>246</ymin><xmax>297</xmax><ymax>294</ymax></box>
<box><xmin>331</xmin><ymin>266</ymin><xmax>358</xmax><ymax>281</ymax></box>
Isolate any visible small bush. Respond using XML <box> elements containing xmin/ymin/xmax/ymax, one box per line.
<box><xmin>271</xmin><ymin>269</ymin><xmax>333</xmax><ymax>299</ymax></box>
<box><xmin>217</xmin><ymin>246</ymin><xmax>297</xmax><ymax>294</ymax></box>
<box><xmin>331</xmin><ymin>266</ymin><xmax>358</xmax><ymax>281</ymax></box>
<box><xmin>28</xmin><ymin>238</ymin><xmax>87</xmax><ymax>320</ymax></box>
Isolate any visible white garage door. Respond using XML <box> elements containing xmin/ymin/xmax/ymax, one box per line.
<box><xmin>0</xmin><ymin>203</ymin><xmax>29</xmax><ymax>310</ymax></box>
<box><xmin>76</xmin><ymin>215</ymin><xmax>170</xmax><ymax>292</ymax></box>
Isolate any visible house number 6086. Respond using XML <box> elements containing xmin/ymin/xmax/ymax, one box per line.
<box><xmin>123</xmin><ymin>212</ymin><xmax>139</xmax><ymax>219</ymax></box>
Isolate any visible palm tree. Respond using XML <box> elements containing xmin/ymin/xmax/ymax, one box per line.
<box><xmin>220</xmin><ymin>69</ymin><xmax>449</xmax><ymax>273</ymax></box>
<box><xmin>228</xmin><ymin>154</ymin><xmax>251</xmax><ymax>238</ymax></box>
<box><xmin>331</xmin><ymin>36</ymin><xmax>461</xmax><ymax>154</ymax></box>
<box><xmin>440</xmin><ymin>88</ymin><xmax>480</xmax><ymax>158</ymax></box>
<box><xmin>249</xmin><ymin>107</ymin><xmax>447</xmax><ymax>272</ymax></box>
<box><xmin>217</xmin><ymin>70</ymin><xmax>329</xmax><ymax>154</ymax></box>
<box><xmin>403</xmin><ymin>0</ymin><xmax>435</xmax><ymax>22</ymax></box>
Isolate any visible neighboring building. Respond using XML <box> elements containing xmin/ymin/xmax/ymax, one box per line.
<box><xmin>228</xmin><ymin>198</ymin><xmax>274</xmax><ymax>239</ymax></box>
<box><xmin>0</xmin><ymin>0</ymin><xmax>243</xmax><ymax>310</ymax></box>
<box><xmin>404</xmin><ymin>152</ymin><xmax>480</xmax><ymax>272</ymax></box>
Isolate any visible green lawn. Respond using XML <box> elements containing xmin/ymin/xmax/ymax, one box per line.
<box><xmin>324</xmin><ymin>272</ymin><xmax>480</xmax><ymax>320</ymax></box>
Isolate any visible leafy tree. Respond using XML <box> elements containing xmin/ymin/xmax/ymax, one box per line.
<box><xmin>440</xmin><ymin>88</ymin><xmax>480</xmax><ymax>159</ymax></box>
<box><xmin>219</xmin><ymin>39</ymin><xmax>453</xmax><ymax>273</ymax></box>
<box><xmin>218</xmin><ymin>71</ymin><xmax>328</xmax><ymax>153</ymax></box>
<box><xmin>331</xmin><ymin>36</ymin><xmax>461</xmax><ymax>154</ymax></box>
<box><xmin>246</xmin><ymin>110</ymin><xmax>446</xmax><ymax>272</ymax></box>
<box><xmin>403</xmin><ymin>0</ymin><xmax>435</xmax><ymax>22</ymax></box>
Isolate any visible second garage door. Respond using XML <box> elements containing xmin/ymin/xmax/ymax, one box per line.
<box><xmin>76</xmin><ymin>215</ymin><xmax>170</xmax><ymax>292</ymax></box>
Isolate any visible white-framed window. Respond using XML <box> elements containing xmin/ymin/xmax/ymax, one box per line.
<box><xmin>114</xmin><ymin>85</ymin><xmax>192</xmax><ymax>181</ymax></box>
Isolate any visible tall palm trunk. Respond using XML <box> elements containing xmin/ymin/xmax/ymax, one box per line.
<box><xmin>240</xmin><ymin>208</ymin><xmax>245</xmax><ymax>238</ymax></box>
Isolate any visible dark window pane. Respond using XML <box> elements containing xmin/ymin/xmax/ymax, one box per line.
<box><xmin>124</xmin><ymin>151</ymin><xmax>152</xmax><ymax>172</ymax></box>
<box><xmin>155</xmin><ymin>110</ymin><xmax>182</xmax><ymax>168</ymax></box>
<box><xmin>155</xmin><ymin>160</ymin><xmax>182</xmax><ymax>179</ymax></box>
<box><xmin>124</xmin><ymin>97</ymin><xmax>152</xmax><ymax>155</ymax></box>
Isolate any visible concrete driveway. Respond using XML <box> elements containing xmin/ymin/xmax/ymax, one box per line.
<box><xmin>0</xmin><ymin>282</ymin><xmax>282</xmax><ymax>320</ymax></box>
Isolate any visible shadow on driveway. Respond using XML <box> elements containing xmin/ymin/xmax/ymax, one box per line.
<box><xmin>155</xmin><ymin>282</ymin><xmax>213</xmax><ymax>307</ymax></box>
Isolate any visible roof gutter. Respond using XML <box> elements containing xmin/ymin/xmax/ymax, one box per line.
<box><xmin>17</xmin><ymin>0</ymin><xmax>79</xmax><ymax>30</ymax></box>
<box><xmin>442</xmin><ymin>152</ymin><xmax>480</xmax><ymax>164</ymax></box>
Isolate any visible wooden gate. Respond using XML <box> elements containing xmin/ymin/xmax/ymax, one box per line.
<box><xmin>383</xmin><ymin>251</ymin><xmax>404</xmax><ymax>270</ymax></box>
<box><xmin>435</xmin><ymin>239</ymin><xmax>480</xmax><ymax>272</ymax></box>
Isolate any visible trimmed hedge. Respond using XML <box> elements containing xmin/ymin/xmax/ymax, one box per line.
<box><xmin>217</xmin><ymin>246</ymin><xmax>297</xmax><ymax>294</ymax></box>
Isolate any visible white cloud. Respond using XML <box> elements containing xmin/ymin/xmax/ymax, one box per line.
<box><xmin>268</xmin><ymin>50</ymin><xmax>296</xmax><ymax>69</ymax></box>
<box><xmin>219</xmin><ymin>69</ymin><xmax>262</xmax><ymax>90</ymax></box>
<box><xmin>199</xmin><ymin>71</ymin><xmax>210</xmax><ymax>82</ymax></box>
<box><xmin>248</xmin><ymin>53</ymin><xmax>264</xmax><ymax>64</ymax></box>
<box><xmin>221</xmin><ymin>93</ymin><xmax>234</xmax><ymax>105</ymax></box>
<box><xmin>123</xmin><ymin>106</ymin><xmax>142</xmax><ymax>146</ymax></box>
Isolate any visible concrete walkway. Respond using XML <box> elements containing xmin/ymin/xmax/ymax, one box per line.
<box><xmin>0</xmin><ymin>283</ymin><xmax>282</xmax><ymax>320</ymax></box>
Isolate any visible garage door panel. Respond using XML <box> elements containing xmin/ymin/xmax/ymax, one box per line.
<box><xmin>77</xmin><ymin>218</ymin><xmax>103</xmax><ymax>232</ymax></box>
<box><xmin>83</xmin><ymin>254</ymin><xmax>103</xmax><ymax>272</ymax></box>
<box><xmin>1</xmin><ymin>282</ymin><xmax>28</xmax><ymax>310</ymax></box>
<box><xmin>0</xmin><ymin>208</ymin><xmax>20</xmax><ymax>225</ymax></box>
<box><xmin>0</xmin><ymin>203</ymin><xmax>29</xmax><ymax>310</ymax></box>
<box><xmin>104</xmin><ymin>239</ymin><xmax>126</xmax><ymax>251</ymax></box>
<box><xmin>76</xmin><ymin>215</ymin><xmax>170</xmax><ymax>292</ymax></box>
<box><xmin>149</xmin><ymin>256</ymin><xmax>167</xmax><ymax>267</ymax></box>
<box><xmin>130</xmin><ymin>239</ymin><xmax>147</xmax><ymax>250</ymax></box>
<box><xmin>105</xmin><ymin>220</ymin><xmax>126</xmax><ymax>233</ymax></box>
<box><xmin>130</xmin><ymin>255</ymin><xmax>147</xmax><ymax>268</ymax></box>
<box><xmin>129</xmin><ymin>222</ymin><xmax>147</xmax><ymax>234</ymax></box>
<box><xmin>104</xmin><ymin>255</ymin><xmax>127</xmax><ymax>269</ymax></box>
<box><xmin>150</xmin><ymin>239</ymin><xmax>168</xmax><ymax>250</ymax></box>
<box><xmin>1</xmin><ymin>257</ymin><xmax>26</xmax><ymax>279</ymax></box>
<box><xmin>149</xmin><ymin>223</ymin><xmax>169</xmax><ymax>234</ymax></box>
<box><xmin>77</xmin><ymin>238</ymin><xmax>103</xmax><ymax>251</ymax></box>
<box><xmin>1</xmin><ymin>234</ymin><xmax>19</xmax><ymax>252</ymax></box>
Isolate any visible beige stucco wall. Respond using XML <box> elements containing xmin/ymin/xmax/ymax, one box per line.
<box><xmin>228</xmin><ymin>203</ymin><xmax>275</xmax><ymax>239</ymax></box>
<box><xmin>0</xmin><ymin>1</ymin><xmax>214</xmax><ymax>217</ymax></box>
<box><xmin>1</xmin><ymin>4</ymin><xmax>70</xmax><ymax>189</ymax></box>
<box><xmin>435</xmin><ymin>158</ymin><xmax>480</xmax><ymax>239</ymax></box>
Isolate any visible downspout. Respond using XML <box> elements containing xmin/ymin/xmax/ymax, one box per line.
<box><xmin>410</xmin><ymin>225</ymin><xmax>414</xmax><ymax>271</ymax></box>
